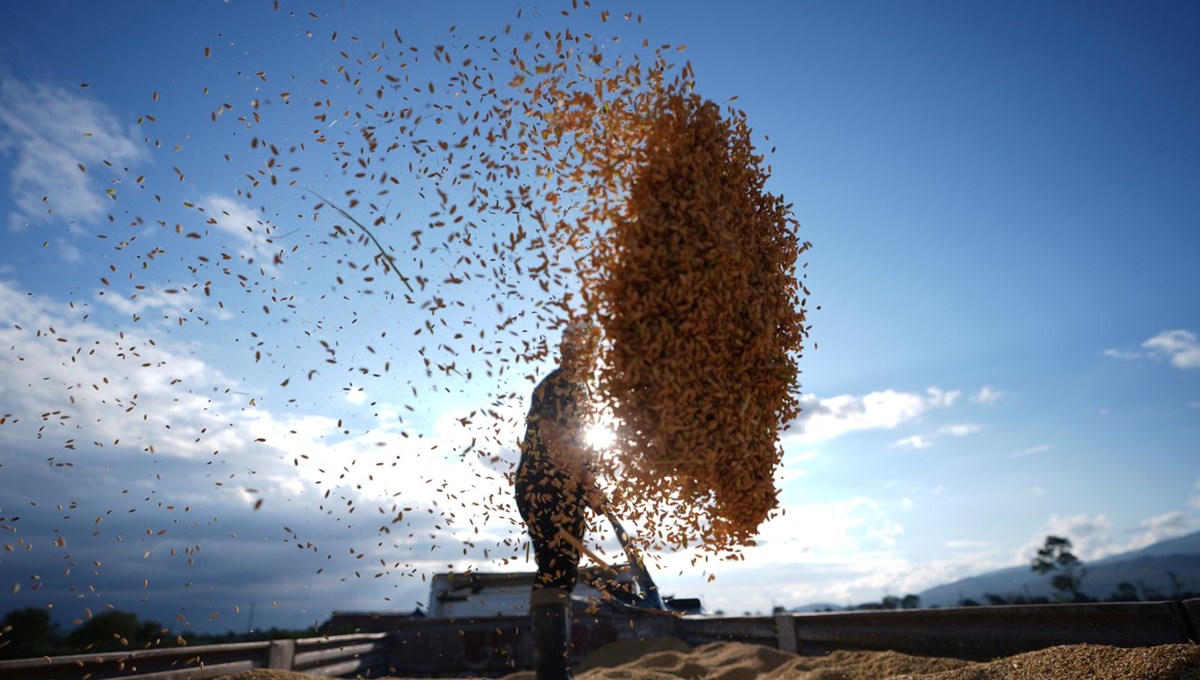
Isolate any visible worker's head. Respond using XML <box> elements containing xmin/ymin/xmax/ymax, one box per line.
<box><xmin>559</xmin><ymin>320</ymin><xmax>598</xmax><ymax>379</ymax></box>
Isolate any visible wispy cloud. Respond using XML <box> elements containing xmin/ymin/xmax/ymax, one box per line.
<box><xmin>972</xmin><ymin>385</ymin><xmax>1004</xmax><ymax>405</ymax></box>
<box><xmin>1103</xmin><ymin>348</ymin><xmax>1142</xmax><ymax>361</ymax></box>
<box><xmin>946</xmin><ymin>539</ymin><xmax>994</xmax><ymax>549</ymax></box>
<box><xmin>1190</xmin><ymin>479</ymin><xmax>1200</xmax><ymax>510</ymax></box>
<box><xmin>787</xmin><ymin>387</ymin><xmax>960</xmax><ymax>444</ymax></box>
<box><xmin>891</xmin><ymin>423</ymin><xmax>982</xmax><ymax>449</ymax></box>
<box><xmin>940</xmin><ymin>423</ymin><xmax>983</xmax><ymax>437</ymax></box>
<box><xmin>1009</xmin><ymin>443</ymin><xmax>1054</xmax><ymax>459</ymax></box>
<box><xmin>0</xmin><ymin>72</ymin><xmax>149</xmax><ymax>231</ymax></box>
<box><xmin>892</xmin><ymin>434</ymin><xmax>933</xmax><ymax>449</ymax></box>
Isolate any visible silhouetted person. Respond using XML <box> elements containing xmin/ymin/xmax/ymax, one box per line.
<box><xmin>515</xmin><ymin>324</ymin><xmax>599</xmax><ymax>679</ymax></box>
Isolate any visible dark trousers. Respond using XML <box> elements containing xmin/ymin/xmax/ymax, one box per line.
<box><xmin>515</xmin><ymin>464</ymin><xmax>587</xmax><ymax>591</ymax></box>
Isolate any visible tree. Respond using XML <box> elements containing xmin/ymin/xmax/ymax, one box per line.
<box><xmin>984</xmin><ymin>593</ymin><xmax>1009</xmax><ymax>606</ymax></box>
<box><xmin>900</xmin><ymin>594</ymin><xmax>921</xmax><ymax>609</ymax></box>
<box><xmin>0</xmin><ymin>608</ymin><xmax>63</xmax><ymax>659</ymax></box>
<box><xmin>1031</xmin><ymin>535</ymin><xmax>1089</xmax><ymax>602</ymax></box>
<box><xmin>1109</xmin><ymin>582</ymin><xmax>1140</xmax><ymax>602</ymax></box>
<box><xmin>64</xmin><ymin>611</ymin><xmax>166</xmax><ymax>654</ymax></box>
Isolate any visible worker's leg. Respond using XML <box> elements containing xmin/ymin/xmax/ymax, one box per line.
<box><xmin>520</xmin><ymin>478</ymin><xmax>586</xmax><ymax>679</ymax></box>
<box><xmin>530</xmin><ymin>586</ymin><xmax>572</xmax><ymax>679</ymax></box>
<box><xmin>518</xmin><ymin>470</ymin><xmax>586</xmax><ymax>590</ymax></box>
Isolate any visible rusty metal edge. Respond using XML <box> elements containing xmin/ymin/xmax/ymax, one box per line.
<box><xmin>1179</xmin><ymin>598</ymin><xmax>1200</xmax><ymax>643</ymax></box>
<box><xmin>777</xmin><ymin>600</ymin><xmax>1200</xmax><ymax>661</ymax></box>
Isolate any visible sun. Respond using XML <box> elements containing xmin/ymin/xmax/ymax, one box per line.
<box><xmin>585</xmin><ymin>416</ymin><xmax>618</xmax><ymax>451</ymax></box>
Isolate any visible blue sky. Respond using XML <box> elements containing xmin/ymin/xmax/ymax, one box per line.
<box><xmin>1</xmin><ymin>1</ymin><xmax>1197</xmax><ymax>632</ymax></box>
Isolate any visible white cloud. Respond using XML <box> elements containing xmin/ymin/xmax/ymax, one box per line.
<box><xmin>0</xmin><ymin>73</ymin><xmax>149</xmax><ymax>230</ymax></box>
<box><xmin>1189</xmin><ymin>479</ymin><xmax>1200</xmax><ymax>510</ymax></box>
<box><xmin>1022</xmin><ymin>511</ymin><xmax>1198</xmax><ymax>564</ymax></box>
<box><xmin>940</xmin><ymin>423</ymin><xmax>982</xmax><ymax>437</ymax></box>
<box><xmin>677</xmin><ymin>537</ymin><xmax>1016</xmax><ymax>613</ymax></box>
<box><xmin>1021</xmin><ymin>513</ymin><xmax>1116</xmax><ymax>562</ymax></box>
<box><xmin>774</xmin><ymin>451</ymin><xmax>814</xmax><ymax>485</ymax></box>
<box><xmin>1105</xmin><ymin>330</ymin><xmax>1200</xmax><ymax>369</ymax></box>
<box><xmin>972</xmin><ymin>385</ymin><xmax>1004</xmax><ymax>405</ymax></box>
<box><xmin>0</xmin><ymin>278</ymin><xmax>526</xmax><ymax>541</ymax></box>
<box><xmin>892</xmin><ymin>423</ymin><xmax>980</xmax><ymax>449</ymax></box>
<box><xmin>651</xmin><ymin>497</ymin><xmax>888</xmax><ymax>572</ymax></box>
<box><xmin>945</xmin><ymin>539</ymin><xmax>994</xmax><ymax>549</ymax></box>
<box><xmin>1142</xmin><ymin>330</ymin><xmax>1200</xmax><ymax>369</ymax></box>
<box><xmin>94</xmin><ymin>283</ymin><xmax>230</xmax><ymax>324</ymax></box>
<box><xmin>787</xmin><ymin>387</ymin><xmax>960</xmax><ymax>444</ymax></box>
<box><xmin>1009</xmin><ymin>443</ymin><xmax>1054</xmax><ymax>459</ymax></box>
<box><xmin>199</xmin><ymin>195</ymin><xmax>281</xmax><ymax>272</ymax></box>
<box><xmin>892</xmin><ymin>434</ymin><xmax>932</xmax><ymax>449</ymax></box>
<box><xmin>866</xmin><ymin>521</ymin><xmax>904</xmax><ymax>547</ymax></box>
<box><xmin>55</xmin><ymin>238</ymin><xmax>82</xmax><ymax>262</ymax></box>
<box><xmin>1126</xmin><ymin>511</ymin><xmax>1197</xmax><ymax>551</ymax></box>
<box><xmin>0</xmin><ymin>277</ymin><xmax>556</xmax><ymax>629</ymax></box>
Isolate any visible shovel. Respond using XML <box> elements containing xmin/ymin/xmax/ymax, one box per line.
<box><xmin>604</xmin><ymin>510</ymin><xmax>667</xmax><ymax>611</ymax></box>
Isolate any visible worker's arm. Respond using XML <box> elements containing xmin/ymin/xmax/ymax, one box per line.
<box><xmin>536</xmin><ymin>420</ymin><xmax>588</xmax><ymax>476</ymax></box>
<box><xmin>537</xmin><ymin>419</ymin><xmax>603</xmax><ymax>512</ymax></box>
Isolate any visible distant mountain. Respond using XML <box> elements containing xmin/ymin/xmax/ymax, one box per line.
<box><xmin>917</xmin><ymin>529</ymin><xmax>1200</xmax><ymax>607</ymax></box>
<box><xmin>1092</xmin><ymin>528</ymin><xmax>1200</xmax><ymax>563</ymax></box>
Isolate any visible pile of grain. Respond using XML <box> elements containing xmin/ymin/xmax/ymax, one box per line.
<box><xmin>219</xmin><ymin>639</ymin><xmax>1200</xmax><ymax>680</ymax></box>
<box><xmin>564</xmin><ymin>640</ymin><xmax>1200</xmax><ymax>679</ymax></box>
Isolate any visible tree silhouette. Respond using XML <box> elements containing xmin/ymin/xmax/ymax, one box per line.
<box><xmin>0</xmin><ymin>608</ymin><xmax>63</xmax><ymax>659</ymax></box>
<box><xmin>1031</xmin><ymin>535</ymin><xmax>1089</xmax><ymax>602</ymax></box>
<box><xmin>1109</xmin><ymin>582</ymin><xmax>1140</xmax><ymax>602</ymax></box>
<box><xmin>64</xmin><ymin>611</ymin><xmax>166</xmax><ymax>653</ymax></box>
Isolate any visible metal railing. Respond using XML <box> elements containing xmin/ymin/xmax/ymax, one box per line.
<box><xmin>0</xmin><ymin>633</ymin><xmax>389</xmax><ymax>680</ymax></box>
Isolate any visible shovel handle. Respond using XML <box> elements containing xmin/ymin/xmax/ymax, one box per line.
<box><xmin>604</xmin><ymin>511</ymin><xmax>667</xmax><ymax>610</ymax></box>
